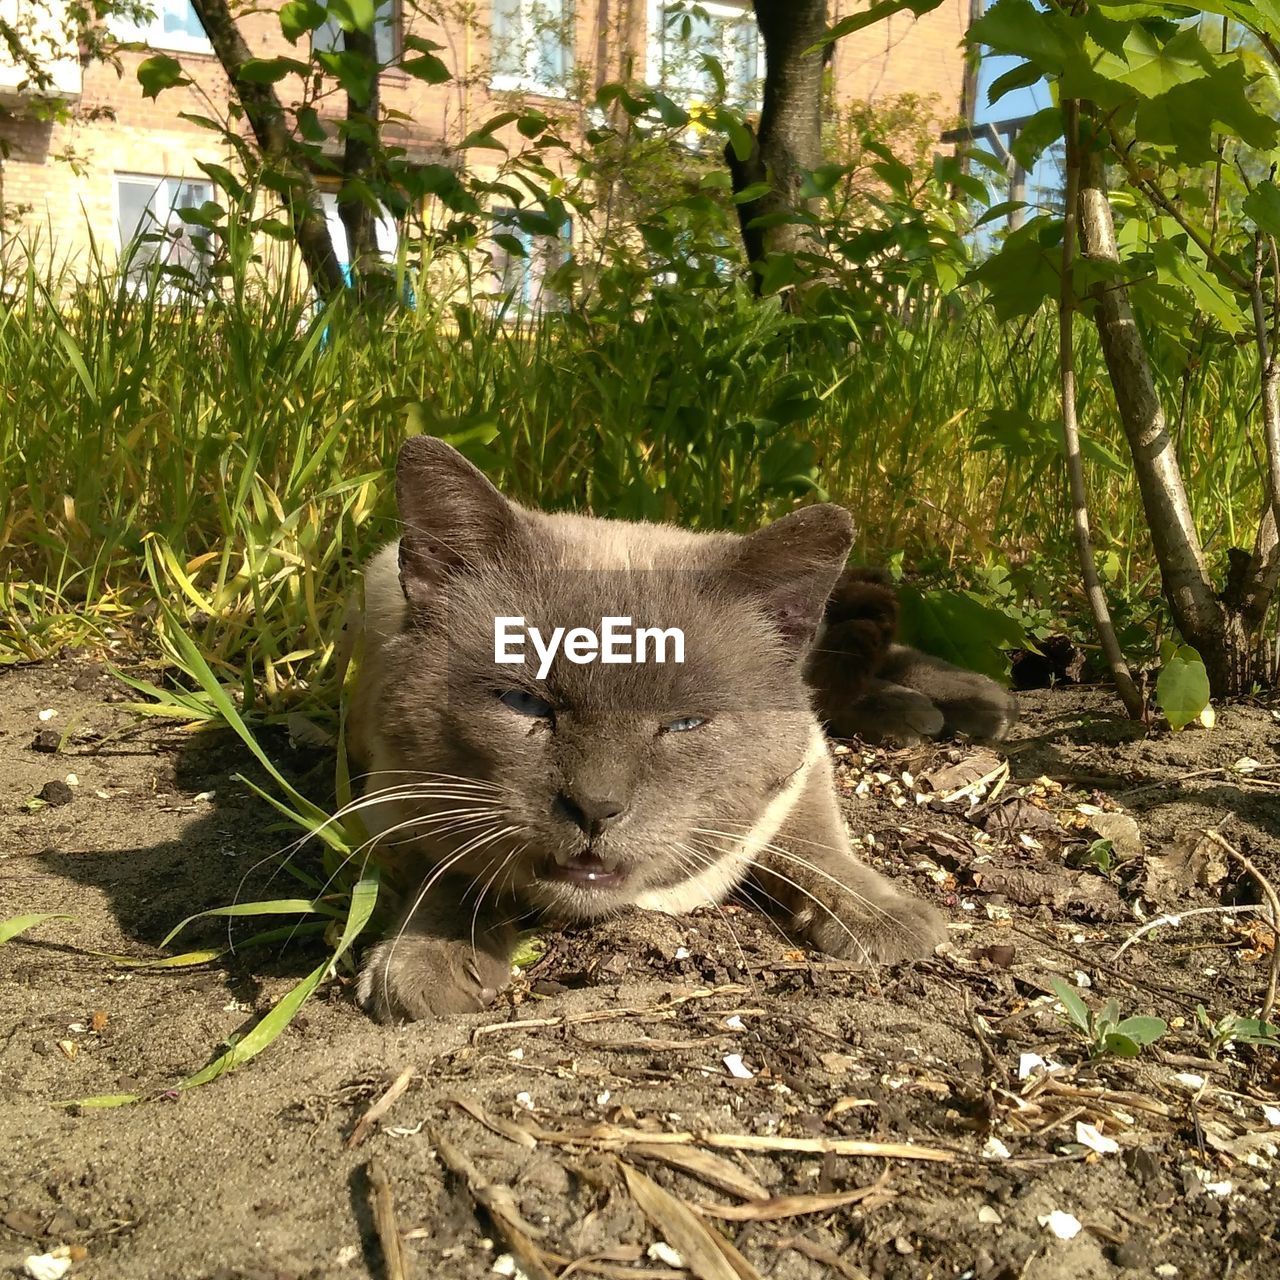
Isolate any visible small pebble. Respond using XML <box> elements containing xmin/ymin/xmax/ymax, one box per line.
<box><xmin>38</xmin><ymin>780</ymin><xmax>74</xmax><ymax>807</ymax></box>
<box><xmin>30</xmin><ymin>729</ymin><xmax>61</xmax><ymax>753</ymax></box>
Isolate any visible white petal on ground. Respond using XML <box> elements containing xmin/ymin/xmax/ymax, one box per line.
<box><xmin>23</xmin><ymin>1255</ymin><xmax>71</xmax><ymax>1280</ymax></box>
<box><xmin>1038</xmin><ymin>1211</ymin><xmax>1082</xmax><ymax>1240</ymax></box>
<box><xmin>1075</xmin><ymin>1121</ymin><xmax>1120</xmax><ymax>1155</ymax></box>
<box><xmin>648</xmin><ymin>1243</ymin><xmax>684</xmax><ymax>1266</ymax></box>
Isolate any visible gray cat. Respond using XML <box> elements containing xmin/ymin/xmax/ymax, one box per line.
<box><xmin>344</xmin><ymin>437</ymin><xmax>1009</xmax><ymax>1021</ymax></box>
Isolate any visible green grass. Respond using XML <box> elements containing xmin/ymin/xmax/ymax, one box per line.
<box><xmin>2</xmin><ymin>233</ymin><xmax>1268</xmax><ymax>705</ymax></box>
<box><xmin>0</xmin><ymin>249</ymin><xmax>1265</xmax><ymax>733</ymax></box>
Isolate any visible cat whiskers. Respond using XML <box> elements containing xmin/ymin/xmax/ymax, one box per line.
<box><xmin>372</xmin><ymin>821</ymin><xmax>526</xmax><ymax>1017</ymax></box>
<box><xmin>664</xmin><ymin>839</ymin><xmax>755</xmax><ymax>977</ymax></box>
<box><xmin>231</xmin><ymin>773</ymin><xmax>511</xmax><ymax>919</ymax></box>
<box><xmin>686</xmin><ymin>828</ymin><xmax>875</xmax><ymax>964</ymax></box>
<box><xmin>691</xmin><ymin>821</ymin><xmax>907</xmax><ymax>932</ymax></box>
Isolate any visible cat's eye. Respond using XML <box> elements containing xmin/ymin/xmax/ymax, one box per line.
<box><xmin>498</xmin><ymin>688</ymin><xmax>555</xmax><ymax>719</ymax></box>
<box><xmin>661</xmin><ymin>716</ymin><xmax>707</xmax><ymax>734</ymax></box>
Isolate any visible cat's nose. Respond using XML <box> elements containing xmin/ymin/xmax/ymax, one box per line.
<box><xmin>557</xmin><ymin>790</ymin><xmax>628</xmax><ymax>838</ymax></box>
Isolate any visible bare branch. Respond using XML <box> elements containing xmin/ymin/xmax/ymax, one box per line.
<box><xmin>1060</xmin><ymin>99</ymin><xmax>1144</xmax><ymax>718</ymax></box>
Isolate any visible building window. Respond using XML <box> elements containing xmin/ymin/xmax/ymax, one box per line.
<box><xmin>647</xmin><ymin>0</ymin><xmax>760</xmax><ymax>107</ymax></box>
<box><xmin>485</xmin><ymin>207</ymin><xmax>571</xmax><ymax>312</ymax></box>
<box><xmin>320</xmin><ymin>192</ymin><xmax>399</xmax><ymax>281</ymax></box>
<box><xmin>115</xmin><ymin>174</ymin><xmax>215</xmax><ymax>291</ymax></box>
<box><xmin>490</xmin><ymin>0</ymin><xmax>571</xmax><ymax>96</ymax></box>
<box><xmin>313</xmin><ymin>0</ymin><xmax>399</xmax><ymax>65</ymax></box>
<box><xmin>109</xmin><ymin>0</ymin><xmax>210</xmax><ymax>53</ymax></box>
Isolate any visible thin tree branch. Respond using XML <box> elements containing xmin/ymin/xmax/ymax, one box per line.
<box><xmin>1077</xmin><ymin>115</ymin><xmax>1227</xmax><ymax>687</ymax></box>
<box><xmin>1060</xmin><ymin>99</ymin><xmax>1144</xmax><ymax>718</ymax></box>
<box><xmin>1109</xmin><ymin>139</ymin><xmax>1250</xmax><ymax>294</ymax></box>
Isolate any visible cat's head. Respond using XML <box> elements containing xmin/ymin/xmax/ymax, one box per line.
<box><xmin>372</xmin><ymin>436</ymin><xmax>854</xmax><ymax>919</ymax></box>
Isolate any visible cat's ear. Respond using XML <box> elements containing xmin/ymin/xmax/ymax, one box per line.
<box><xmin>395</xmin><ymin>436</ymin><xmax>521</xmax><ymax>612</ymax></box>
<box><xmin>728</xmin><ymin>505</ymin><xmax>855</xmax><ymax>653</ymax></box>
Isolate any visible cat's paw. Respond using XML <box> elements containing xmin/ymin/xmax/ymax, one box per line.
<box><xmin>825</xmin><ymin>681</ymin><xmax>945</xmax><ymax>745</ymax></box>
<box><xmin>356</xmin><ymin>936</ymin><xmax>510</xmax><ymax>1022</ymax></box>
<box><xmin>938</xmin><ymin>677</ymin><xmax>1018</xmax><ymax>742</ymax></box>
<box><xmin>795</xmin><ymin>881</ymin><xmax>947</xmax><ymax>965</ymax></box>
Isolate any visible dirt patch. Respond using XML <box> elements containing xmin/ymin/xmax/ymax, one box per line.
<box><xmin>2</xmin><ymin>658</ymin><xmax>1278</xmax><ymax>1280</ymax></box>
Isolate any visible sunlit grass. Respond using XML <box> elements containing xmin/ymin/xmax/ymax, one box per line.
<box><xmin>2</xmin><ymin>233</ymin><xmax>1268</xmax><ymax>708</ymax></box>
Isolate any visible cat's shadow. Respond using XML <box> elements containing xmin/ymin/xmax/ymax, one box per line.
<box><xmin>31</xmin><ymin>720</ymin><xmax>338</xmax><ymax>1001</ymax></box>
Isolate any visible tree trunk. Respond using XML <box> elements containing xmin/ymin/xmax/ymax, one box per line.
<box><xmin>190</xmin><ymin>0</ymin><xmax>346</xmax><ymax>299</ymax></box>
<box><xmin>336</xmin><ymin>21</ymin><xmax>388</xmax><ymax>301</ymax></box>
<box><xmin>1076</xmin><ymin>124</ymin><xmax>1260</xmax><ymax>694</ymax></box>
<box><xmin>726</xmin><ymin>0</ymin><xmax>827</xmax><ymax>291</ymax></box>
<box><xmin>1060</xmin><ymin>101</ymin><xmax>1144</xmax><ymax>718</ymax></box>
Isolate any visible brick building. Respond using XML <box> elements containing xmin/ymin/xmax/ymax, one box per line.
<box><xmin>0</xmin><ymin>0</ymin><xmax>975</xmax><ymax>285</ymax></box>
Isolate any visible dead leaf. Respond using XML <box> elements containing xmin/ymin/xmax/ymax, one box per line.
<box><xmin>1143</xmin><ymin>832</ymin><xmax>1229</xmax><ymax>909</ymax></box>
<box><xmin>628</xmin><ymin>1143</ymin><xmax>770</xmax><ymax>1202</ymax></box>
<box><xmin>919</xmin><ymin>750</ymin><xmax>1003</xmax><ymax>795</ymax></box>
<box><xmin>968</xmin><ymin>867</ymin><xmax>1121</xmax><ymax>919</ymax></box>
<box><xmin>771</xmin><ymin>1236</ymin><xmax>869</xmax><ymax>1280</ymax></box>
<box><xmin>694</xmin><ymin>1181</ymin><xmax>894</xmax><ymax>1221</ymax></box>
<box><xmin>620</xmin><ymin>1161</ymin><xmax>762</xmax><ymax>1280</ymax></box>
<box><xmin>970</xmin><ymin>795</ymin><xmax>1061</xmax><ymax>839</ymax></box>
<box><xmin>1084</xmin><ymin>811</ymin><xmax>1143</xmax><ymax>860</ymax></box>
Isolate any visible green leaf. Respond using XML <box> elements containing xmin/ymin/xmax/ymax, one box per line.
<box><xmin>1101</xmin><ymin>1031</ymin><xmax>1143</xmax><ymax>1057</ymax></box>
<box><xmin>296</xmin><ymin>106</ymin><xmax>327</xmax><ymax>142</ymax></box>
<box><xmin>1243</xmin><ymin>181</ymin><xmax>1280</xmax><ymax>238</ymax></box>
<box><xmin>723</xmin><ymin>113</ymin><xmax>755</xmax><ymax>164</ymax></box>
<box><xmin>54</xmin><ymin>1093</ymin><xmax>143</xmax><ymax>1109</ymax></box>
<box><xmin>137</xmin><ymin>54</ymin><xmax>190</xmax><ymax>99</ymax></box>
<box><xmin>987</xmin><ymin>59</ymin><xmax>1042</xmax><ymax>106</ymax></box>
<box><xmin>195</xmin><ymin>161</ymin><xmax>246</xmax><ymax>201</ymax></box>
<box><xmin>314</xmin><ymin>49</ymin><xmax>377</xmax><ymax>101</ymax></box>
<box><xmin>279</xmin><ymin>0</ymin><xmax>327</xmax><ymax>41</ymax></box>
<box><xmin>512</xmin><ymin>933</ymin><xmax>547</xmax><ymax>969</ymax></box>
<box><xmin>160</xmin><ymin>898</ymin><xmax>338</xmax><ymax>948</ymax></box>
<box><xmin>1156</xmin><ymin>643</ymin><xmax>1210</xmax><ymax>731</ymax></box>
<box><xmin>458</xmin><ymin>111</ymin><xmax>521</xmax><ymax>150</ymax></box>
<box><xmin>402</xmin><ymin>51</ymin><xmax>451</xmax><ymax>83</ymax></box>
<box><xmin>1113</xmin><ymin>1015</ymin><xmax>1168</xmax><ymax>1045</ymax></box>
<box><xmin>0</xmin><ymin>913</ymin><xmax>73</xmax><ymax>945</ymax></box>
<box><xmin>1109</xmin><ymin>26</ymin><xmax>1213</xmax><ymax>99</ymax></box>
<box><xmin>178</xmin><ymin>871</ymin><xmax>378</xmax><ymax>1090</ymax></box>
<box><xmin>966</xmin><ymin>221</ymin><xmax>1061</xmax><ymax>320</ymax></box>
<box><xmin>816</xmin><ymin>0</ymin><xmax>945</xmax><ymax>50</ymax></box>
<box><xmin>1153</xmin><ymin>241</ymin><xmax>1243</xmax><ymax>335</ymax></box>
<box><xmin>1010</xmin><ymin>106</ymin><xmax>1064</xmax><ymax>172</ymax></box>
<box><xmin>897</xmin><ymin>587</ymin><xmax>1024</xmax><ymax>683</ymax></box>
<box><xmin>236</xmin><ymin>56</ymin><xmax>310</xmax><ymax>84</ymax></box>
<box><xmin>967</xmin><ymin>0</ymin><xmax>1078</xmax><ymax>74</ymax></box>
<box><xmin>1137</xmin><ymin>58</ymin><xmax>1278</xmax><ymax>164</ymax></box>
<box><xmin>651</xmin><ymin>91</ymin><xmax>690</xmax><ymax>128</ymax></box>
<box><xmin>1051</xmin><ymin>978</ymin><xmax>1092</xmax><ymax>1035</ymax></box>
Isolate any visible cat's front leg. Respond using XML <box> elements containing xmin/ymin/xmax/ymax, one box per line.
<box><xmin>356</xmin><ymin>875</ymin><xmax>517</xmax><ymax>1021</ymax></box>
<box><xmin>751</xmin><ymin>789</ymin><xmax>947</xmax><ymax>965</ymax></box>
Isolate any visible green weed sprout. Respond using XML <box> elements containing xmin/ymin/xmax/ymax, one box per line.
<box><xmin>1051</xmin><ymin>978</ymin><xmax>1167</xmax><ymax>1060</ymax></box>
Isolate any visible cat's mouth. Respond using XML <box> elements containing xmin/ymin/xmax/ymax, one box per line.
<box><xmin>542</xmin><ymin>849</ymin><xmax>627</xmax><ymax>889</ymax></box>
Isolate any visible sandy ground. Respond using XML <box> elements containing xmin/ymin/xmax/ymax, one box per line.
<box><xmin>1</xmin><ymin>654</ymin><xmax>1278</xmax><ymax>1280</ymax></box>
